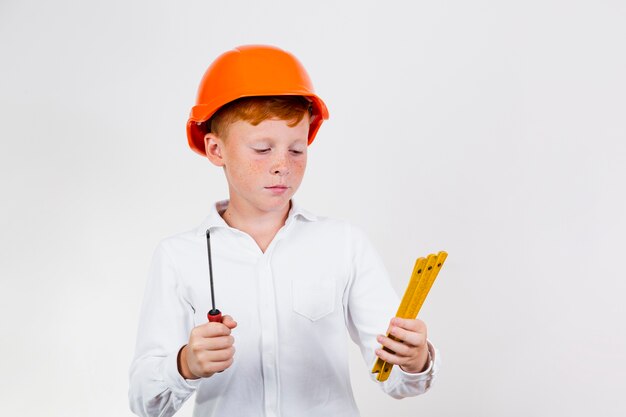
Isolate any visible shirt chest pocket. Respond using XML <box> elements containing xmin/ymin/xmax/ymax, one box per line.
<box><xmin>292</xmin><ymin>278</ymin><xmax>336</xmax><ymax>321</ymax></box>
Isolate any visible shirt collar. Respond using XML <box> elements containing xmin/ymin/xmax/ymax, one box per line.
<box><xmin>195</xmin><ymin>198</ymin><xmax>318</xmax><ymax>236</ymax></box>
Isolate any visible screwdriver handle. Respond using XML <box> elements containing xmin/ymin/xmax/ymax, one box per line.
<box><xmin>207</xmin><ymin>309</ymin><xmax>223</xmax><ymax>323</ymax></box>
<box><xmin>207</xmin><ymin>308</ymin><xmax>225</xmax><ymax>373</ymax></box>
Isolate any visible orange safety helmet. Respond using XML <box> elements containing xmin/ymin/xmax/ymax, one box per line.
<box><xmin>187</xmin><ymin>44</ymin><xmax>330</xmax><ymax>157</ymax></box>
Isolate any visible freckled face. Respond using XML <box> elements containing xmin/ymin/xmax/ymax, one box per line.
<box><xmin>218</xmin><ymin>116</ymin><xmax>309</xmax><ymax>214</ymax></box>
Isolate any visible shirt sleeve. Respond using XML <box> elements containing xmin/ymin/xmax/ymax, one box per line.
<box><xmin>128</xmin><ymin>241</ymin><xmax>201</xmax><ymax>417</ymax></box>
<box><xmin>343</xmin><ymin>224</ymin><xmax>441</xmax><ymax>399</ymax></box>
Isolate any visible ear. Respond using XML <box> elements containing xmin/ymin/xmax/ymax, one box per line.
<box><xmin>204</xmin><ymin>133</ymin><xmax>225</xmax><ymax>167</ymax></box>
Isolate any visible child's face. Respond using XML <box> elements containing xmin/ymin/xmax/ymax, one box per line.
<box><xmin>204</xmin><ymin>115</ymin><xmax>309</xmax><ymax>215</ymax></box>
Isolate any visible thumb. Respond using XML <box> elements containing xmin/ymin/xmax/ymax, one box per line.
<box><xmin>222</xmin><ymin>315</ymin><xmax>237</xmax><ymax>329</ymax></box>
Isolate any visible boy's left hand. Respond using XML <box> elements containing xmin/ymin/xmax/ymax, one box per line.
<box><xmin>375</xmin><ymin>317</ymin><xmax>430</xmax><ymax>374</ymax></box>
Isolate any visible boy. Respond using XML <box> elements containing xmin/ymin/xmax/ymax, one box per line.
<box><xmin>129</xmin><ymin>45</ymin><xmax>440</xmax><ymax>417</ymax></box>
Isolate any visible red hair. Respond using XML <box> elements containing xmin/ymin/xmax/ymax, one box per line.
<box><xmin>204</xmin><ymin>96</ymin><xmax>312</xmax><ymax>139</ymax></box>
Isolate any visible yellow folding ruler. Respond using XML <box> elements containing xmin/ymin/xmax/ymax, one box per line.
<box><xmin>371</xmin><ymin>251</ymin><xmax>447</xmax><ymax>382</ymax></box>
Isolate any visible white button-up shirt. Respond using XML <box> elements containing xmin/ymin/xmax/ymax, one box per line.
<box><xmin>129</xmin><ymin>199</ymin><xmax>440</xmax><ymax>417</ymax></box>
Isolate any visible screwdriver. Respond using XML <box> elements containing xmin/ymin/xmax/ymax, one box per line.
<box><xmin>206</xmin><ymin>229</ymin><xmax>223</xmax><ymax>323</ymax></box>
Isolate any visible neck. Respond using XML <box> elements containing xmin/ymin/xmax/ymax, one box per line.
<box><xmin>221</xmin><ymin>199</ymin><xmax>291</xmax><ymax>240</ymax></box>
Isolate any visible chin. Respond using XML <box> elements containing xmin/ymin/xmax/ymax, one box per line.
<box><xmin>261</xmin><ymin>195</ymin><xmax>293</xmax><ymax>211</ymax></box>
<box><xmin>265</xmin><ymin>199</ymin><xmax>291</xmax><ymax>211</ymax></box>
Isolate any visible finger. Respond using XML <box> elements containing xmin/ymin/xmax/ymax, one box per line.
<box><xmin>198</xmin><ymin>346</ymin><xmax>235</xmax><ymax>362</ymax></box>
<box><xmin>222</xmin><ymin>315</ymin><xmax>238</xmax><ymax>329</ymax></box>
<box><xmin>197</xmin><ymin>356</ymin><xmax>234</xmax><ymax>376</ymax></box>
<box><xmin>209</xmin><ymin>357</ymin><xmax>234</xmax><ymax>373</ymax></box>
<box><xmin>390</xmin><ymin>317</ymin><xmax>426</xmax><ymax>333</ymax></box>
<box><xmin>375</xmin><ymin>347</ymin><xmax>410</xmax><ymax>367</ymax></box>
<box><xmin>187</xmin><ymin>337</ymin><xmax>230</xmax><ymax>356</ymax></box>
<box><xmin>388</xmin><ymin>325</ymin><xmax>426</xmax><ymax>348</ymax></box>
<box><xmin>376</xmin><ymin>334</ymin><xmax>412</xmax><ymax>357</ymax></box>
<box><xmin>191</xmin><ymin>336</ymin><xmax>235</xmax><ymax>350</ymax></box>
<box><xmin>194</xmin><ymin>322</ymin><xmax>232</xmax><ymax>338</ymax></box>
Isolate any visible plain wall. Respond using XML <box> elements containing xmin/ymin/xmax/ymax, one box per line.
<box><xmin>1</xmin><ymin>1</ymin><xmax>624</xmax><ymax>416</ymax></box>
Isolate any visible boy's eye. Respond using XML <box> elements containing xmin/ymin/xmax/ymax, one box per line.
<box><xmin>290</xmin><ymin>150</ymin><xmax>304</xmax><ymax>155</ymax></box>
<box><xmin>254</xmin><ymin>148</ymin><xmax>271</xmax><ymax>154</ymax></box>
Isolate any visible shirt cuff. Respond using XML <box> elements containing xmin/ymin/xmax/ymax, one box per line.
<box><xmin>396</xmin><ymin>339</ymin><xmax>436</xmax><ymax>380</ymax></box>
<box><xmin>163</xmin><ymin>347</ymin><xmax>202</xmax><ymax>394</ymax></box>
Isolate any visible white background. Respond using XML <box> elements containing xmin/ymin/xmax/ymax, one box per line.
<box><xmin>1</xmin><ymin>1</ymin><xmax>625</xmax><ymax>416</ymax></box>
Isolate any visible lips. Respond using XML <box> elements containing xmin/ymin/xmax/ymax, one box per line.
<box><xmin>265</xmin><ymin>185</ymin><xmax>289</xmax><ymax>195</ymax></box>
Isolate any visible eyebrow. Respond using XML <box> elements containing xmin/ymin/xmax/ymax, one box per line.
<box><xmin>248</xmin><ymin>138</ymin><xmax>307</xmax><ymax>145</ymax></box>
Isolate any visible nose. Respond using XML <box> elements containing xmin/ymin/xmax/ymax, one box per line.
<box><xmin>270</xmin><ymin>152</ymin><xmax>290</xmax><ymax>176</ymax></box>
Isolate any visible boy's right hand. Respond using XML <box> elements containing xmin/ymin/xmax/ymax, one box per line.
<box><xmin>177</xmin><ymin>315</ymin><xmax>237</xmax><ymax>379</ymax></box>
